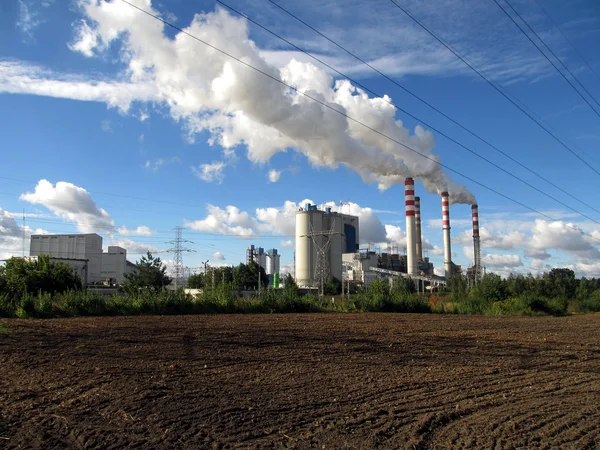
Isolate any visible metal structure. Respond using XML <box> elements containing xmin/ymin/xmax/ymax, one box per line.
<box><xmin>415</xmin><ymin>196</ymin><xmax>423</xmax><ymax>262</ymax></box>
<box><xmin>369</xmin><ymin>266</ymin><xmax>447</xmax><ymax>287</ymax></box>
<box><xmin>305</xmin><ymin>220</ymin><xmax>338</xmax><ymax>296</ymax></box>
<box><xmin>168</xmin><ymin>226</ymin><xmax>195</xmax><ymax>289</ymax></box>
<box><xmin>472</xmin><ymin>204</ymin><xmax>482</xmax><ymax>282</ymax></box>
<box><xmin>405</xmin><ymin>178</ymin><xmax>417</xmax><ymax>276</ymax></box>
<box><xmin>441</xmin><ymin>191</ymin><xmax>452</xmax><ymax>279</ymax></box>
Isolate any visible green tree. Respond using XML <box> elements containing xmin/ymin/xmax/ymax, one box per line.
<box><xmin>188</xmin><ymin>273</ymin><xmax>205</xmax><ymax>289</ymax></box>
<box><xmin>324</xmin><ymin>276</ymin><xmax>341</xmax><ymax>295</ymax></box>
<box><xmin>283</xmin><ymin>274</ymin><xmax>299</xmax><ymax>299</ymax></box>
<box><xmin>122</xmin><ymin>252</ymin><xmax>171</xmax><ymax>292</ymax></box>
<box><xmin>0</xmin><ymin>255</ymin><xmax>81</xmax><ymax>298</ymax></box>
<box><xmin>233</xmin><ymin>261</ymin><xmax>268</xmax><ymax>290</ymax></box>
<box><xmin>544</xmin><ymin>268</ymin><xmax>577</xmax><ymax>300</ymax></box>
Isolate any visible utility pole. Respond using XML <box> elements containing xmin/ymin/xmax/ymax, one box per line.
<box><xmin>167</xmin><ymin>226</ymin><xmax>195</xmax><ymax>289</ymax></box>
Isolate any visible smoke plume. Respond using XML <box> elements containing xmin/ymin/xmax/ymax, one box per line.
<box><xmin>71</xmin><ymin>1</ymin><xmax>475</xmax><ymax>203</ymax></box>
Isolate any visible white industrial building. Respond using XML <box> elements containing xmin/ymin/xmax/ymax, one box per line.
<box><xmin>101</xmin><ymin>246</ymin><xmax>137</xmax><ymax>285</ymax></box>
<box><xmin>30</xmin><ymin>233</ymin><xmax>103</xmax><ymax>284</ymax></box>
<box><xmin>247</xmin><ymin>245</ymin><xmax>281</xmax><ymax>286</ymax></box>
<box><xmin>295</xmin><ymin>203</ymin><xmax>359</xmax><ymax>287</ymax></box>
<box><xmin>30</xmin><ymin>234</ymin><xmax>136</xmax><ymax>285</ymax></box>
<box><xmin>342</xmin><ymin>250</ymin><xmax>379</xmax><ymax>287</ymax></box>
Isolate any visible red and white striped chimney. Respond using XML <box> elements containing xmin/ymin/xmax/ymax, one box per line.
<box><xmin>405</xmin><ymin>178</ymin><xmax>417</xmax><ymax>276</ymax></box>
<box><xmin>441</xmin><ymin>191</ymin><xmax>452</xmax><ymax>278</ymax></box>
<box><xmin>415</xmin><ymin>196</ymin><xmax>422</xmax><ymax>262</ymax></box>
<box><xmin>472</xmin><ymin>204</ymin><xmax>481</xmax><ymax>281</ymax></box>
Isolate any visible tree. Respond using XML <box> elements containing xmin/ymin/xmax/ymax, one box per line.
<box><xmin>283</xmin><ymin>274</ymin><xmax>299</xmax><ymax>299</ymax></box>
<box><xmin>188</xmin><ymin>273</ymin><xmax>205</xmax><ymax>289</ymax></box>
<box><xmin>544</xmin><ymin>268</ymin><xmax>577</xmax><ymax>300</ymax></box>
<box><xmin>122</xmin><ymin>252</ymin><xmax>171</xmax><ymax>292</ymax></box>
<box><xmin>0</xmin><ymin>255</ymin><xmax>82</xmax><ymax>298</ymax></box>
<box><xmin>233</xmin><ymin>262</ymin><xmax>268</xmax><ymax>290</ymax></box>
<box><xmin>324</xmin><ymin>276</ymin><xmax>341</xmax><ymax>295</ymax></box>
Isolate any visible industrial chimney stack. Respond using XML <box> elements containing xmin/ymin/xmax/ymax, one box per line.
<box><xmin>415</xmin><ymin>196</ymin><xmax>422</xmax><ymax>262</ymax></box>
<box><xmin>472</xmin><ymin>204</ymin><xmax>481</xmax><ymax>282</ymax></box>
<box><xmin>441</xmin><ymin>191</ymin><xmax>452</xmax><ymax>279</ymax></box>
<box><xmin>405</xmin><ymin>178</ymin><xmax>417</xmax><ymax>276</ymax></box>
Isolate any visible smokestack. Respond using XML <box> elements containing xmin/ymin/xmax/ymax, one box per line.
<box><xmin>415</xmin><ymin>196</ymin><xmax>422</xmax><ymax>262</ymax></box>
<box><xmin>405</xmin><ymin>178</ymin><xmax>417</xmax><ymax>276</ymax></box>
<box><xmin>472</xmin><ymin>204</ymin><xmax>481</xmax><ymax>282</ymax></box>
<box><xmin>441</xmin><ymin>191</ymin><xmax>452</xmax><ymax>279</ymax></box>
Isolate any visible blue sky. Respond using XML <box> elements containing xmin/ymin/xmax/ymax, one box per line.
<box><xmin>1</xmin><ymin>0</ymin><xmax>600</xmax><ymax>277</ymax></box>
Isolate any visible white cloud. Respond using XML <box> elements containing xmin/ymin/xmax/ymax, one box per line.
<box><xmin>110</xmin><ymin>238</ymin><xmax>161</xmax><ymax>258</ymax></box>
<box><xmin>101</xmin><ymin>119</ymin><xmax>111</xmax><ymax>132</ymax></box>
<box><xmin>145</xmin><ymin>157</ymin><xmax>180</xmax><ymax>172</ymax></box>
<box><xmin>212</xmin><ymin>251</ymin><xmax>225</xmax><ymax>260</ymax></box>
<box><xmin>0</xmin><ymin>60</ymin><xmax>156</xmax><ymax>111</ymax></box>
<box><xmin>116</xmin><ymin>226</ymin><xmax>154</xmax><ymax>237</ymax></box>
<box><xmin>481</xmin><ymin>253</ymin><xmax>523</xmax><ymax>268</ymax></box>
<box><xmin>17</xmin><ymin>0</ymin><xmax>42</xmax><ymax>41</ymax></box>
<box><xmin>191</xmin><ymin>161</ymin><xmax>226</xmax><ymax>183</ymax></box>
<box><xmin>68</xmin><ymin>20</ymin><xmax>98</xmax><ymax>57</ymax></box>
<box><xmin>138</xmin><ymin>133</ymin><xmax>145</xmax><ymax>143</ymax></box>
<box><xmin>0</xmin><ymin>207</ymin><xmax>48</xmax><ymax>260</ymax></box>
<box><xmin>280</xmin><ymin>239</ymin><xmax>293</xmax><ymax>248</ymax></box>
<box><xmin>186</xmin><ymin>205</ymin><xmax>256</xmax><ymax>237</ymax></box>
<box><xmin>20</xmin><ymin>179</ymin><xmax>114</xmax><ymax>233</ymax></box>
<box><xmin>268</xmin><ymin>169</ymin><xmax>281</xmax><ymax>183</ymax></box>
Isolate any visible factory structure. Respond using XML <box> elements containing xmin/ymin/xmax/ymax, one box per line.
<box><xmin>246</xmin><ymin>245</ymin><xmax>281</xmax><ymax>287</ymax></box>
<box><xmin>294</xmin><ymin>179</ymin><xmax>483</xmax><ymax>290</ymax></box>
<box><xmin>294</xmin><ymin>203</ymin><xmax>359</xmax><ymax>288</ymax></box>
<box><xmin>29</xmin><ymin>233</ymin><xmax>137</xmax><ymax>285</ymax></box>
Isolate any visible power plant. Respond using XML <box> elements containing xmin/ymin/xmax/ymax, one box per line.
<box><xmin>294</xmin><ymin>203</ymin><xmax>359</xmax><ymax>288</ymax></box>
<box><xmin>247</xmin><ymin>245</ymin><xmax>281</xmax><ymax>286</ymax></box>
<box><xmin>293</xmin><ymin>178</ymin><xmax>482</xmax><ymax>290</ymax></box>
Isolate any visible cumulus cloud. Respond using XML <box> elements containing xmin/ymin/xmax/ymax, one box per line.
<box><xmin>116</xmin><ymin>226</ymin><xmax>154</xmax><ymax>236</ymax></box>
<box><xmin>186</xmin><ymin>205</ymin><xmax>256</xmax><ymax>237</ymax></box>
<box><xmin>268</xmin><ymin>169</ymin><xmax>281</xmax><ymax>183</ymax></box>
<box><xmin>191</xmin><ymin>162</ymin><xmax>226</xmax><ymax>183</ymax></box>
<box><xmin>481</xmin><ymin>253</ymin><xmax>522</xmax><ymax>268</ymax></box>
<box><xmin>212</xmin><ymin>251</ymin><xmax>225</xmax><ymax>260</ymax></box>
<box><xmin>20</xmin><ymin>180</ymin><xmax>114</xmax><ymax>233</ymax></box>
<box><xmin>280</xmin><ymin>239</ymin><xmax>293</xmax><ymax>248</ymax></box>
<box><xmin>106</xmin><ymin>238</ymin><xmax>161</xmax><ymax>257</ymax></box>
<box><xmin>146</xmin><ymin>157</ymin><xmax>180</xmax><ymax>172</ymax></box>
<box><xmin>0</xmin><ymin>207</ymin><xmax>48</xmax><ymax>260</ymax></box>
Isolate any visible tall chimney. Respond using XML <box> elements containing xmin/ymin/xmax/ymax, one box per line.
<box><xmin>472</xmin><ymin>204</ymin><xmax>481</xmax><ymax>282</ymax></box>
<box><xmin>415</xmin><ymin>196</ymin><xmax>422</xmax><ymax>262</ymax></box>
<box><xmin>405</xmin><ymin>178</ymin><xmax>417</xmax><ymax>276</ymax></box>
<box><xmin>441</xmin><ymin>191</ymin><xmax>452</xmax><ymax>279</ymax></box>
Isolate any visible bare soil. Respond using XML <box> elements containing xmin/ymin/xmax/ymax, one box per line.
<box><xmin>1</xmin><ymin>314</ymin><xmax>599</xmax><ymax>449</ymax></box>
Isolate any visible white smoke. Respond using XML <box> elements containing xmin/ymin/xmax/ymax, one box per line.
<box><xmin>67</xmin><ymin>1</ymin><xmax>474</xmax><ymax>203</ymax></box>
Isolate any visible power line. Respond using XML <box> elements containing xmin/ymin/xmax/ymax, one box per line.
<box><xmin>532</xmin><ymin>0</ymin><xmax>600</xmax><ymax>86</ymax></box>
<box><xmin>218</xmin><ymin>0</ymin><xmax>600</xmax><ymax>221</ymax></box>
<box><xmin>386</xmin><ymin>0</ymin><xmax>600</xmax><ymax>178</ymax></box>
<box><xmin>120</xmin><ymin>0</ymin><xmax>600</xmax><ymax>245</ymax></box>
<box><xmin>493</xmin><ymin>0</ymin><xmax>600</xmax><ymax>113</ymax></box>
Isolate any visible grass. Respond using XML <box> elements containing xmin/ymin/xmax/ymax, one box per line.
<box><xmin>0</xmin><ymin>324</ymin><xmax>10</xmax><ymax>335</ymax></box>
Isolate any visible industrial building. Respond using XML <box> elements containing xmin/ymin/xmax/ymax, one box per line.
<box><xmin>101</xmin><ymin>246</ymin><xmax>137</xmax><ymax>285</ymax></box>
<box><xmin>30</xmin><ymin>233</ymin><xmax>103</xmax><ymax>284</ymax></box>
<box><xmin>294</xmin><ymin>203</ymin><xmax>359</xmax><ymax>288</ymax></box>
<box><xmin>30</xmin><ymin>234</ymin><xmax>136</xmax><ymax>285</ymax></box>
<box><xmin>247</xmin><ymin>245</ymin><xmax>281</xmax><ymax>286</ymax></box>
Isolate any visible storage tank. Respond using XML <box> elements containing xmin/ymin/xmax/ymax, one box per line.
<box><xmin>295</xmin><ymin>207</ymin><xmax>319</xmax><ymax>287</ymax></box>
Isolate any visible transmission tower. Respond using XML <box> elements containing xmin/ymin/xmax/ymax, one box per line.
<box><xmin>305</xmin><ymin>220</ymin><xmax>338</xmax><ymax>297</ymax></box>
<box><xmin>167</xmin><ymin>226</ymin><xmax>195</xmax><ymax>288</ymax></box>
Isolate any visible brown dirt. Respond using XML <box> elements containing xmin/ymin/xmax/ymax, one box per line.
<box><xmin>1</xmin><ymin>314</ymin><xmax>599</xmax><ymax>449</ymax></box>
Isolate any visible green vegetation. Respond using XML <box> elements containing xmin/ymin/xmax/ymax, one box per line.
<box><xmin>0</xmin><ymin>323</ymin><xmax>9</xmax><ymax>334</ymax></box>
<box><xmin>449</xmin><ymin>269</ymin><xmax>599</xmax><ymax>316</ymax></box>
<box><xmin>1</xmin><ymin>253</ymin><xmax>598</xmax><ymax>318</ymax></box>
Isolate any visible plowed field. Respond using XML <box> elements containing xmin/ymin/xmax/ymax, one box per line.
<box><xmin>1</xmin><ymin>314</ymin><xmax>599</xmax><ymax>449</ymax></box>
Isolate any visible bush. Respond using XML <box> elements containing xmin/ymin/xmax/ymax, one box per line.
<box><xmin>580</xmin><ymin>289</ymin><xmax>600</xmax><ymax>312</ymax></box>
